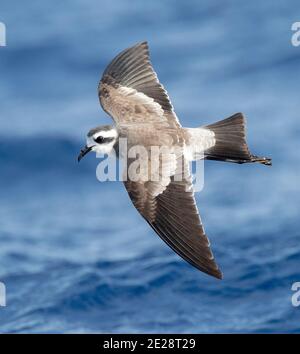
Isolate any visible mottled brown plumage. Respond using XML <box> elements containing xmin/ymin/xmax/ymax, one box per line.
<box><xmin>88</xmin><ymin>41</ymin><xmax>271</xmax><ymax>279</ymax></box>
<box><xmin>97</xmin><ymin>41</ymin><xmax>223</xmax><ymax>279</ymax></box>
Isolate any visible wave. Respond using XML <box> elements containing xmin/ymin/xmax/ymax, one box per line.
<box><xmin>0</xmin><ymin>135</ymin><xmax>94</xmax><ymax>178</ymax></box>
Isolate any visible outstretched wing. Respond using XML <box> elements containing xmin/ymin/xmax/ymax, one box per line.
<box><xmin>98</xmin><ymin>41</ymin><xmax>181</xmax><ymax>128</ymax></box>
<box><xmin>124</xmin><ymin>160</ymin><xmax>222</xmax><ymax>279</ymax></box>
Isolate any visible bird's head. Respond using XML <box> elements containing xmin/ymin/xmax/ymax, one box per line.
<box><xmin>78</xmin><ymin>125</ymin><xmax>118</xmax><ymax>162</ymax></box>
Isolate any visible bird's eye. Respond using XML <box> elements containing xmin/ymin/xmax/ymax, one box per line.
<box><xmin>95</xmin><ymin>136</ymin><xmax>104</xmax><ymax>144</ymax></box>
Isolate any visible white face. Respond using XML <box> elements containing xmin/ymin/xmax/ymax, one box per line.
<box><xmin>86</xmin><ymin>128</ymin><xmax>118</xmax><ymax>156</ymax></box>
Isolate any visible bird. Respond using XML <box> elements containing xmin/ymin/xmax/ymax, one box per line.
<box><xmin>78</xmin><ymin>41</ymin><xmax>271</xmax><ymax>279</ymax></box>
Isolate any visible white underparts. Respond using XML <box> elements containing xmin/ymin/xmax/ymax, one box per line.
<box><xmin>93</xmin><ymin>140</ymin><xmax>116</xmax><ymax>155</ymax></box>
<box><xmin>184</xmin><ymin>128</ymin><xmax>216</xmax><ymax>161</ymax></box>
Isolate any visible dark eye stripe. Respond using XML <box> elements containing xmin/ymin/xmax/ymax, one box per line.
<box><xmin>95</xmin><ymin>136</ymin><xmax>115</xmax><ymax>144</ymax></box>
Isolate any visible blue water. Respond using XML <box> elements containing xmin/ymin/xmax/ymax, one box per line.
<box><xmin>0</xmin><ymin>0</ymin><xmax>300</xmax><ymax>333</ymax></box>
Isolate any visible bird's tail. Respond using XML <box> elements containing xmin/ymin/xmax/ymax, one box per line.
<box><xmin>203</xmin><ymin>113</ymin><xmax>272</xmax><ymax>166</ymax></box>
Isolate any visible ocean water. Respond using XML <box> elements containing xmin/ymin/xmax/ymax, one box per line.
<box><xmin>0</xmin><ymin>0</ymin><xmax>300</xmax><ymax>333</ymax></box>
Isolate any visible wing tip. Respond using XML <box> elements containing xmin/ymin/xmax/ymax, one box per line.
<box><xmin>213</xmin><ymin>269</ymin><xmax>223</xmax><ymax>280</ymax></box>
<box><xmin>127</xmin><ymin>40</ymin><xmax>149</xmax><ymax>55</ymax></box>
<box><xmin>136</xmin><ymin>40</ymin><xmax>148</xmax><ymax>47</ymax></box>
<box><xmin>139</xmin><ymin>40</ymin><xmax>148</xmax><ymax>47</ymax></box>
<box><xmin>201</xmin><ymin>265</ymin><xmax>223</xmax><ymax>280</ymax></box>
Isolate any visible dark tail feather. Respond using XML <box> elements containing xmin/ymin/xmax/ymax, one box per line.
<box><xmin>204</xmin><ymin>113</ymin><xmax>272</xmax><ymax>166</ymax></box>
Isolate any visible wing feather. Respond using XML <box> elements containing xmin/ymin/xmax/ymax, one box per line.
<box><xmin>98</xmin><ymin>42</ymin><xmax>180</xmax><ymax>127</ymax></box>
<box><xmin>124</xmin><ymin>161</ymin><xmax>222</xmax><ymax>279</ymax></box>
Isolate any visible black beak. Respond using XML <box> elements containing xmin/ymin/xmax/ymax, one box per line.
<box><xmin>78</xmin><ymin>145</ymin><xmax>93</xmax><ymax>162</ymax></box>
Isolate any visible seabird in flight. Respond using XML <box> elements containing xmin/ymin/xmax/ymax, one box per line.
<box><xmin>78</xmin><ymin>42</ymin><xmax>271</xmax><ymax>279</ymax></box>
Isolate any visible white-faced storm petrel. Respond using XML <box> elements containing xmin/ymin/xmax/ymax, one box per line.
<box><xmin>78</xmin><ymin>42</ymin><xmax>271</xmax><ymax>279</ymax></box>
